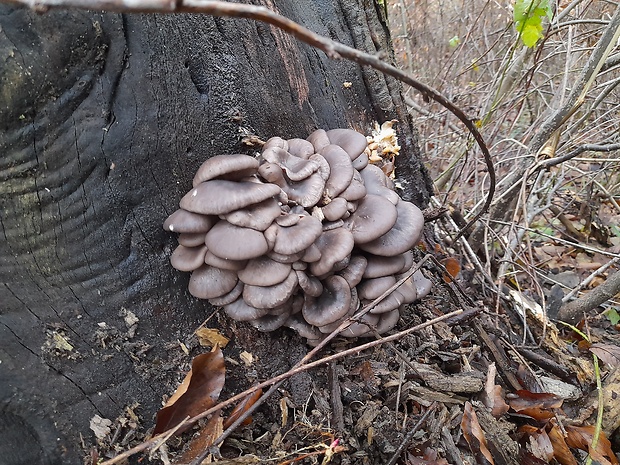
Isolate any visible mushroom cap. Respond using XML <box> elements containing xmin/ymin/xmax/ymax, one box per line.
<box><xmin>320</xmin><ymin>145</ymin><xmax>355</xmax><ymax>200</ymax></box>
<box><xmin>243</xmin><ymin>269</ymin><xmax>299</xmax><ymax>309</ymax></box>
<box><xmin>181</xmin><ymin>180</ymin><xmax>280</xmax><ymax>215</ymax></box>
<box><xmin>342</xmin><ymin>194</ymin><xmax>398</xmax><ymax>244</ymax></box>
<box><xmin>357</xmin><ymin>276</ymin><xmax>397</xmax><ymax>301</ymax></box>
<box><xmin>205</xmin><ymin>221</ymin><xmax>269</xmax><ymax>260</ymax></box>
<box><xmin>318</xmin><ymin>288</ymin><xmax>359</xmax><ymax>334</ymax></box>
<box><xmin>413</xmin><ymin>270</ymin><xmax>432</xmax><ymax>299</ymax></box>
<box><xmin>338</xmin><ymin>254</ymin><xmax>367</xmax><ymax>288</ymax></box>
<box><xmin>263</xmin><ymin>136</ymin><xmax>288</xmax><ymax>151</ymax></box>
<box><xmin>351</xmin><ymin>152</ymin><xmax>369</xmax><ymax>170</ymax></box>
<box><xmin>395</xmin><ymin>276</ymin><xmax>417</xmax><ymax>303</ymax></box>
<box><xmin>320</xmin><ymin>197</ymin><xmax>349</xmax><ymax>222</ymax></box>
<box><xmin>374</xmin><ymin>308</ymin><xmax>401</xmax><ymax>333</ymax></box>
<box><xmin>302</xmin><ymin>275</ymin><xmax>352</xmax><ymax>326</ymax></box>
<box><xmin>307</xmin><ymin>129</ymin><xmax>330</xmax><ymax>152</ymax></box>
<box><xmin>271</xmin><ymin>215</ymin><xmax>323</xmax><ymax>255</ymax></box>
<box><xmin>237</xmin><ymin>256</ymin><xmax>292</xmax><ymax>286</ymax></box>
<box><xmin>284</xmin><ymin>314</ymin><xmax>323</xmax><ymax>343</ymax></box>
<box><xmin>363</xmin><ymin>254</ymin><xmax>407</xmax><ymax>279</ymax></box>
<box><xmin>258</xmin><ymin>162</ymin><xmax>328</xmax><ymax>208</ymax></box>
<box><xmin>250</xmin><ymin>308</ymin><xmax>293</xmax><ymax>332</ymax></box>
<box><xmin>224</xmin><ymin>298</ymin><xmax>269</xmax><ymax>321</ymax></box>
<box><xmin>359</xmin><ymin>200</ymin><xmax>424</xmax><ymax>256</ymax></box>
<box><xmin>366</xmin><ymin>291</ymin><xmax>403</xmax><ymax>314</ymax></box>
<box><xmin>188</xmin><ymin>265</ymin><xmax>239</xmax><ymax>299</ymax></box>
<box><xmin>208</xmin><ymin>280</ymin><xmax>245</xmax><ymax>306</ymax></box>
<box><xmin>287</xmin><ymin>138</ymin><xmax>315</xmax><ymax>159</ymax></box>
<box><xmin>359</xmin><ymin>165</ymin><xmax>399</xmax><ymax>204</ymax></box>
<box><xmin>192</xmin><ymin>154</ymin><xmax>260</xmax><ymax>187</ymax></box>
<box><xmin>204</xmin><ymin>251</ymin><xmax>247</xmax><ymax>271</ymax></box>
<box><xmin>339</xmin><ymin>171</ymin><xmax>367</xmax><ymax>201</ymax></box>
<box><xmin>224</xmin><ymin>197</ymin><xmax>282</xmax><ymax>231</ymax></box>
<box><xmin>301</xmin><ymin>243</ymin><xmax>322</xmax><ymax>263</ymax></box>
<box><xmin>267</xmin><ymin>250</ymin><xmax>305</xmax><ymax>263</ymax></box>
<box><xmin>339</xmin><ymin>313</ymin><xmax>380</xmax><ymax>338</ymax></box>
<box><xmin>164</xmin><ymin>209</ymin><xmax>219</xmax><ymax>233</ymax></box>
<box><xmin>296</xmin><ymin>270</ymin><xmax>323</xmax><ymax>297</ymax></box>
<box><xmin>262</xmin><ymin>146</ymin><xmax>321</xmax><ymax>181</ymax></box>
<box><xmin>309</xmin><ymin>228</ymin><xmax>355</xmax><ymax>277</ymax></box>
<box><xmin>170</xmin><ymin>245</ymin><xmax>208</xmax><ymax>272</ymax></box>
<box><xmin>325</xmin><ymin>128</ymin><xmax>368</xmax><ymax>159</ymax></box>
<box><xmin>178</xmin><ymin>232</ymin><xmax>208</xmax><ymax>247</ymax></box>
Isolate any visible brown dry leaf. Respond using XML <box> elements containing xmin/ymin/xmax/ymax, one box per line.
<box><xmin>441</xmin><ymin>257</ymin><xmax>460</xmax><ymax>283</ymax></box>
<box><xmin>547</xmin><ymin>424</ymin><xmax>578</xmax><ymax>465</ymax></box>
<box><xmin>195</xmin><ymin>327</ymin><xmax>229</xmax><ymax>348</ymax></box>
<box><xmin>173</xmin><ymin>415</ymin><xmax>223</xmax><ymax>464</ymax></box>
<box><xmin>481</xmin><ymin>363</ymin><xmax>509</xmax><ymax>418</ymax></box>
<box><xmin>589</xmin><ymin>343</ymin><xmax>620</xmax><ymax>368</ymax></box>
<box><xmin>565</xmin><ymin>425</ymin><xmax>618</xmax><ymax>465</ymax></box>
<box><xmin>223</xmin><ymin>389</ymin><xmax>263</xmax><ymax>429</ymax></box>
<box><xmin>460</xmin><ymin>402</ymin><xmax>494</xmax><ymax>465</ymax></box>
<box><xmin>508</xmin><ymin>390</ymin><xmax>563</xmax><ymax>412</ymax></box>
<box><xmin>154</xmin><ymin>347</ymin><xmax>226</xmax><ymax>435</ymax></box>
<box><xmin>523</xmin><ymin>426</ymin><xmax>554</xmax><ymax>461</ymax></box>
<box><xmin>515</xmin><ymin>407</ymin><xmax>555</xmax><ymax>421</ymax></box>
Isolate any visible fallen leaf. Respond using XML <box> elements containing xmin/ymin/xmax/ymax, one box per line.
<box><xmin>589</xmin><ymin>343</ymin><xmax>620</xmax><ymax>368</ymax></box>
<box><xmin>240</xmin><ymin>351</ymin><xmax>254</xmax><ymax>366</ymax></box>
<box><xmin>565</xmin><ymin>425</ymin><xmax>618</xmax><ymax>465</ymax></box>
<box><xmin>154</xmin><ymin>347</ymin><xmax>226</xmax><ymax>435</ymax></box>
<box><xmin>173</xmin><ymin>416</ymin><xmax>223</xmax><ymax>464</ymax></box>
<box><xmin>442</xmin><ymin>257</ymin><xmax>460</xmax><ymax>283</ymax></box>
<box><xmin>195</xmin><ymin>327</ymin><xmax>230</xmax><ymax>348</ymax></box>
<box><xmin>461</xmin><ymin>402</ymin><xmax>494</xmax><ymax>465</ymax></box>
<box><xmin>508</xmin><ymin>390</ymin><xmax>563</xmax><ymax>412</ymax></box>
<box><xmin>547</xmin><ymin>424</ymin><xmax>578</xmax><ymax>465</ymax></box>
<box><xmin>223</xmin><ymin>389</ymin><xmax>263</xmax><ymax>429</ymax></box>
<box><xmin>90</xmin><ymin>415</ymin><xmax>112</xmax><ymax>440</ymax></box>
<box><xmin>481</xmin><ymin>363</ymin><xmax>509</xmax><ymax>418</ymax></box>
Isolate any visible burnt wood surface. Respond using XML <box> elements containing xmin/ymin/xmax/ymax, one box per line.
<box><xmin>0</xmin><ymin>2</ymin><xmax>431</xmax><ymax>463</ymax></box>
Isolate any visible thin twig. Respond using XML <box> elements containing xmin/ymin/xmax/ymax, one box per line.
<box><xmin>385</xmin><ymin>402</ymin><xmax>437</xmax><ymax>465</ymax></box>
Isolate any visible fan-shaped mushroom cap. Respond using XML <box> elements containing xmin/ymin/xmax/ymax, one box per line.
<box><xmin>164</xmin><ymin>209</ymin><xmax>218</xmax><ymax>233</ymax></box>
<box><xmin>188</xmin><ymin>265</ymin><xmax>239</xmax><ymax>299</ymax></box>
<box><xmin>250</xmin><ymin>308</ymin><xmax>292</xmax><ymax>332</ymax></box>
<box><xmin>340</xmin><ymin>313</ymin><xmax>380</xmax><ymax>337</ymax></box>
<box><xmin>208</xmin><ymin>280</ymin><xmax>244</xmax><ymax>306</ymax></box>
<box><xmin>302</xmin><ymin>275</ymin><xmax>352</xmax><ymax>326</ymax></box>
<box><xmin>267</xmin><ymin>250</ymin><xmax>305</xmax><ymax>263</ymax></box>
<box><xmin>205</xmin><ymin>221</ymin><xmax>269</xmax><ymax>261</ymax></box>
<box><xmin>395</xmin><ymin>275</ymin><xmax>418</xmax><ymax>303</ymax></box>
<box><xmin>307</xmin><ymin>129</ymin><xmax>330</xmax><ymax>152</ymax></box>
<box><xmin>170</xmin><ymin>245</ymin><xmax>208</xmax><ymax>272</ymax></box>
<box><xmin>204</xmin><ymin>251</ymin><xmax>247</xmax><ymax>271</ymax></box>
<box><xmin>363</xmin><ymin>254</ymin><xmax>407</xmax><ymax>279</ymax></box>
<box><xmin>338</xmin><ymin>254</ymin><xmax>367</xmax><ymax>287</ymax></box>
<box><xmin>284</xmin><ymin>314</ymin><xmax>322</xmax><ymax>344</ymax></box>
<box><xmin>224</xmin><ymin>298</ymin><xmax>269</xmax><ymax>321</ymax></box>
<box><xmin>318</xmin><ymin>288</ymin><xmax>359</xmax><ymax>334</ymax></box>
<box><xmin>367</xmin><ymin>291</ymin><xmax>403</xmax><ymax>314</ymax></box>
<box><xmin>359</xmin><ymin>165</ymin><xmax>400</xmax><ymax>205</ymax></box>
<box><xmin>296</xmin><ymin>270</ymin><xmax>323</xmax><ymax>297</ymax></box>
<box><xmin>413</xmin><ymin>270</ymin><xmax>433</xmax><ymax>299</ymax></box>
<box><xmin>359</xmin><ymin>201</ymin><xmax>424</xmax><ymax>256</ymax></box>
<box><xmin>178</xmin><ymin>232</ymin><xmax>208</xmax><ymax>247</ymax></box>
<box><xmin>320</xmin><ymin>145</ymin><xmax>355</xmax><ymax>200</ymax></box>
<box><xmin>310</xmin><ymin>228</ymin><xmax>355</xmax><ymax>277</ymax></box>
<box><xmin>325</xmin><ymin>128</ymin><xmax>368</xmax><ymax>159</ymax></box>
<box><xmin>375</xmin><ymin>308</ymin><xmax>401</xmax><ymax>333</ymax></box>
<box><xmin>262</xmin><ymin>146</ymin><xmax>321</xmax><ymax>181</ymax></box>
<box><xmin>258</xmin><ymin>162</ymin><xmax>328</xmax><ymax>208</ymax></box>
<box><xmin>224</xmin><ymin>197</ymin><xmax>282</xmax><ymax>231</ymax></box>
<box><xmin>243</xmin><ymin>270</ymin><xmax>299</xmax><ymax>309</ymax></box>
<box><xmin>357</xmin><ymin>276</ymin><xmax>397</xmax><ymax>300</ymax></box>
<box><xmin>238</xmin><ymin>257</ymin><xmax>292</xmax><ymax>286</ymax></box>
<box><xmin>192</xmin><ymin>154</ymin><xmax>260</xmax><ymax>187</ymax></box>
<box><xmin>287</xmin><ymin>138</ymin><xmax>315</xmax><ymax>159</ymax></box>
<box><xmin>342</xmin><ymin>194</ymin><xmax>398</xmax><ymax>244</ymax></box>
<box><xmin>351</xmin><ymin>153</ymin><xmax>369</xmax><ymax>170</ymax></box>
<box><xmin>263</xmin><ymin>136</ymin><xmax>288</xmax><ymax>151</ymax></box>
<box><xmin>268</xmin><ymin>215</ymin><xmax>323</xmax><ymax>255</ymax></box>
<box><xmin>181</xmin><ymin>180</ymin><xmax>280</xmax><ymax>215</ymax></box>
<box><xmin>318</xmin><ymin>197</ymin><xmax>349</xmax><ymax>222</ymax></box>
<box><xmin>340</xmin><ymin>171</ymin><xmax>367</xmax><ymax>201</ymax></box>
<box><xmin>301</xmin><ymin>243</ymin><xmax>322</xmax><ymax>263</ymax></box>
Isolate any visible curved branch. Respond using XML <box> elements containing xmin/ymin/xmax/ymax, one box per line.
<box><xmin>5</xmin><ymin>0</ymin><xmax>495</xmax><ymax>234</ymax></box>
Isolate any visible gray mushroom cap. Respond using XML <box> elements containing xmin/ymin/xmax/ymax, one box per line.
<box><xmin>224</xmin><ymin>197</ymin><xmax>282</xmax><ymax>231</ymax></box>
<box><xmin>325</xmin><ymin>128</ymin><xmax>368</xmax><ymax>159</ymax></box>
<box><xmin>284</xmin><ymin>314</ymin><xmax>323</xmax><ymax>344</ymax></box>
<box><xmin>320</xmin><ymin>144</ymin><xmax>355</xmax><ymax>200</ymax></box>
<box><xmin>181</xmin><ymin>180</ymin><xmax>281</xmax><ymax>215</ymax></box>
<box><xmin>224</xmin><ymin>298</ymin><xmax>270</xmax><ymax>321</ymax></box>
<box><xmin>258</xmin><ymin>162</ymin><xmax>328</xmax><ymax>208</ymax></box>
<box><xmin>170</xmin><ymin>244</ymin><xmax>208</xmax><ymax>272</ymax></box>
<box><xmin>338</xmin><ymin>254</ymin><xmax>368</xmax><ymax>288</ymax></box>
<box><xmin>250</xmin><ymin>308</ymin><xmax>293</xmax><ymax>332</ymax></box>
<box><xmin>296</xmin><ymin>270</ymin><xmax>323</xmax><ymax>297</ymax></box>
<box><xmin>319</xmin><ymin>197</ymin><xmax>349</xmax><ymax>221</ymax></box>
<box><xmin>363</xmin><ymin>253</ymin><xmax>407</xmax><ymax>279</ymax></box>
<box><xmin>204</xmin><ymin>251</ymin><xmax>247</xmax><ymax>271</ymax></box>
<box><xmin>205</xmin><ymin>221</ymin><xmax>269</xmax><ymax>260</ymax></box>
<box><xmin>359</xmin><ymin>165</ymin><xmax>400</xmax><ymax>205</ymax></box>
<box><xmin>375</xmin><ymin>308</ymin><xmax>401</xmax><ymax>333</ymax></box>
<box><xmin>359</xmin><ymin>200</ymin><xmax>424</xmax><ymax>256</ymax></box>
<box><xmin>164</xmin><ymin>209</ymin><xmax>219</xmax><ymax>233</ymax></box>
<box><xmin>310</xmin><ymin>228</ymin><xmax>355</xmax><ymax>277</ymax></box>
<box><xmin>302</xmin><ymin>275</ymin><xmax>352</xmax><ymax>326</ymax></box>
<box><xmin>267</xmin><ymin>215</ymin><xmax>323</xmax><ymax>255</ymax></box>
<box><xmin>357</xmin><ymin>276</ymin><xmax>397</xmax><ymax>301</ymax></box>
<box><xmin>243</xmin><ymin>270</ymin><xmax>299</xmax><ymax>309</ymax></box>
<box><xmin>178</xmin><ymin>232</ymin><xmax>208</xmax><ymax>247</ymax></box>
<box><xmin>287</xmin><ymin>138</ymin><xmax>315</xmax><ymax>159</ymax></box>
<box><xmin>413</xmin><ymin>270</ymin><xmax>433</xmax><ymax>299</ymax></box>
<box><xmin>262</xmin><ymin>146</ymin><xmax>321</xmax><ymax>181</ymax></box>
<box><xmin>339</xmin><ymin>170</ymin><xmax>367</xmax><ymax>201</ymax></box>
<box><xmin>342</xmin><ymin>194</ymin><xmax>398</xmax><ymax>244</ymax></box>
<box><xmin>208</xmin><ymin>280</ymin><xmax>245</xmax><ymax>306</ymax></box>
<box><xmin>237</xmin><ymin>256</ymin><xmax>292</xmax><ymax>286</ymax></box>
<box><xmin>188</xmin><ymin>265</ymin><xmax>239</xmax><ymax>299</ymax></box>
<box><xmin>339</xmin><ymin>313</ymin><xmax>380</xmax><ymax>338</ymax></box>
<box><xmin>307</xmin><ymin>129</ymin><xmax>330</xmax><ymax>152</ymax></box>
<box><xmin>192</xmin><ymin>154</ymin><xmax>260</xmax><ymax>187</ymax></box>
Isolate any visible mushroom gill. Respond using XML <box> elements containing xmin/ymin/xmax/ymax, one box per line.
<box><xmin>164</xmin><ymin>127</ymin><xmax>431</xmax><ymax>343</ymax></box>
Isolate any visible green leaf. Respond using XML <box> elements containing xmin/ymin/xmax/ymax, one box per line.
<box><xmin>521</xmin><ymin>23</ymin><xmax>542</xmax><ymax>47</ymax></box>
<box><xmin>448</xmin><ymin>35</ymin><xmax>460</xmax><ymax>47</ymax></box>
<box><xmin>603</xmin><ymin>308</ymin><xmax>620</xmax><ymax>325</ymax></box>
<box><xmin>513</xmin><ymin>0</ymin><xmax>553</xmax><ymax>47</ymax></box>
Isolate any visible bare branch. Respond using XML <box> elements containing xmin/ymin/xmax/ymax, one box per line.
<box><xmin>557</xmin><ymin>269</ymin><xmax>620</xmax><ymax>323</ymax></box>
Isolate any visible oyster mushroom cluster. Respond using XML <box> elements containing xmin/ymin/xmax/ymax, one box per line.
<box><xmin>164</xmin><ymin>128</ymin><xmax>432</xmax><ymax>344</ymax></box>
